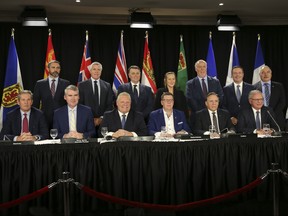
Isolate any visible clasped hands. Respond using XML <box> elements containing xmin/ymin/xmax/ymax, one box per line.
<box><xmin>63</xmin><ymin>131</ymin><xmax>83</xmax><ymax>139</ymax></box>
<box><xmin>16</xmin><ymin>132</ymin><xmax>37</xmax><ymax>141</ymax></box>
<box><xmin>112</xmin><ymin>129</ymin><xmax>133</xmax><ymax>138</ymax></box>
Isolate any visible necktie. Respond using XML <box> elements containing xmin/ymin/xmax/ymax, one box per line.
<box><xmin>121</xmin><ymin>114</ymin><xmax>126</xmax><ymax>129</ymax></box>
<box><xmin>202</xmin><ymin>78</ymin><xmax>208</xmax><ymax>98</ymax></box>
<box><xmin>133</xmin><ymin>85</ymin><xmax>138</xmax><ymax>103</ymax></box>
<box><xmin>94</xmin><ymin>81</ymin><xmax>100</xmax><ymax>107</ymax></box>
<box><xmin>264</xmin><ymin>83</ymin><xmax>270</xmax><ymax>106</ymax></box>
<box><xmin>51</xmin><ymin>79</ymin><xmax>56</xmax><ymax>97</ymax></box>
<box><xmin>69</xmin><ymin>110</ymin><xmax>76</xmax><ymax>131</ymax></box>
<box><xmin>236</xmin><ymin>85</ymin><xmax>241</xmax><ymax>103</ymax></box>
<box><xmin>256</xmin><ymin>111</ymin><xmax>261</xmax><ymax>130</ymax></box>
<box><xmin>212</xmin><ymin>112</ymin><xmax>219</xmax><ymax>133</ymax></box>
<box><xmin>22</xmin><ymin>113</ymin><xmax>29</xmax><ymax>133</ymax></box>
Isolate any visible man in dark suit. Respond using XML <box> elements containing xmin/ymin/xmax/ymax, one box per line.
<box><xmin>0</xmin><ymin>90</ymin><xmax>49</xmax><ymax>141</ymax></box>
<box><xmin>33</xmin><ymin>60</ymin><xmax>70</xmax><ymax>129</ymax></box>
<box><xmin>193</xmin><ymin>92</ymin><xmax>234</xmax><ymax>135</ymax></box>
<box><xmin>237</xmin><ymin>90</ymin><xmax>279</xmax><ymax>134</ymax></box>
<box><xmin>78</xmin><ymin>61</ymin><xmax>114</xmax><ymax>129</ymax></box>
<box><xmin>100</xmin><ymin>92</ymin><xmax>147</xmax><ymax>138</ymax></box>
<box><xmin>148</xmin><ymin>92</ymin><xmax>191</xmax><ymax>137</ymax></box>
<box><xmin>186</xmin><ymin>59</ymin><xmax>224</xmax><ymax>128</ymax></box>
<box><xmin>254</xmin><ymin>65</ymin><xmax>286</xmax><ymax>130</ymax></box>
<box><xmin>53</xmin><ymin>85</ymin><xmax>96</xmax><ymax>139</ymax></box>
<box><xmin>117</xmin><ymin>65</ymin><xmax>154</xmax><ymax>120</ymax></box>
<box><xmin>223</xmin><ymin>66</ymin><xmax>255</xmax><ymax>126</ymax></box>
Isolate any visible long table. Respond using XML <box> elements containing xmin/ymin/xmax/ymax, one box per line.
<box><xmin>1</xmin><ymin>137</ymin><xmax>288</xmax><ymax>216</ymax></box>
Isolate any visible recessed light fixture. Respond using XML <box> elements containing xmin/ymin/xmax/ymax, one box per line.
<box><xmin>76</xmin><ymin>0</ymin><xmax>81</xmax><ymax>3</ymax></box>
<box><xmin>219</xmin><ymin>3</ymin><xmax>224</xmax><ymax>6</ymax></box>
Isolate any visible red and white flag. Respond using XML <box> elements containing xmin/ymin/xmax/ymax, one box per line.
<box><xmin>78</xmin><ymin>30</ymin><xmax>91</xmax><ymax>83</ymax></box>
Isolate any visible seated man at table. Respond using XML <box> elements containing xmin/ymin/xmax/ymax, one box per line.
<box><xmin>237</xmin><ymin>90</ymin><xmax>279</xmax><ymax>135</ymax></box>
<box><xmin>148</xmin><ymin>92</ymin><xmax>191</xmax><ymax>138</ymax></box>
<box><xmin>53</xmin><ymin>85</ymin><xmax>96</xmax><ymax>139</ymax></box>
<box><xmin>0</xmin><ymin>90</ymin><xmax>49</xmax><ymax>141</ymax></box>
<box><xmin>193</xmin><ymin>92</ymin><xmax>234</xmax><ymax>136</ymax></box>
<box><xmin>99</xmin><ymin>92</ymin><xmax>147</xmax><ymax>138</ymax></box>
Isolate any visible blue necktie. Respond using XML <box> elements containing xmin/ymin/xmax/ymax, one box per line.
<box><xmin>202</xmin><ymin>79</ymin><xmax>208</xmax><ymax>98</ymax></box>
<box><xmin>256</xmin><ymin>111</ymin><xmax>261</xmax><ymax>129</ymax></box>
<box><xmin>236</xmin><ymin>85</ymin><xmax>241</xmax><ymax>103</ymax></box>
<box><xmin>264</xmin><ymin>83</ymin><xmax>270</xmax><ymax>106</ymax></box>
<box><xmin>121</xmin><ymin>114</ymin><xmax>126</xmax><ymax>129</ymax></box>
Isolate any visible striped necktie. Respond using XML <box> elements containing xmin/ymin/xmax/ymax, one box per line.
<box><xmin>69</xmin><ymin>109</ymin><xmax>76</xmax><ymax>131</ymax></box>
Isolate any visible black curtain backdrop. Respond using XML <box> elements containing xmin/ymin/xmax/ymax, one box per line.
<box><xmin>0</xmin><ymin>23</ymin><xmax>288</xmax><ymax>103</ymax></box>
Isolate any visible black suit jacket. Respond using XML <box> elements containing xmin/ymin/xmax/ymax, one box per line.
<box><xmin>78</xmin><ymin>79</ymin><xmax>114</xmax><ymax>118</ymax></box>
<box><xmin>0</xmin><ymin>107</ymin><xmax>49</xmax><ymax>140</ymax></box>
<box><xmin>117</xmin><ymin>83</ymin><xmax>154</xmax><ymax>119</ymax></box>
<box><xmin>223</xmin><ymin>82</ymin><xmax>255</xmax><ymax>118</ymax></box>
<box><xmin>254</xmin><ymin>81</ymin><xmax>286</xmax><ymax>129</ymax></box>
<box><xmin>193</xmin><ymin>108</ymin><xmax>234</xmax><ymax>135</ymax></box>
<box><xmin>33</xmin><ymin>78</ymin><xmax>70</xmax><ymax>128</ymax></box>
<box><xmin>100</xmin><ymin>109</ymin><xmax>147</xmax><ymax>136</ymax></box>
<box><xmin>237</xmin><ymin>106</ymin><xmax>279</xmax><ymax>134</ymax></box>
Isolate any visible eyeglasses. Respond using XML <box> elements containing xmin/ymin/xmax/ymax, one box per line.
<box><xmin>251</xmin><ymin>98</ymin><xmax>264</xmax><ymax>102</ymax></box>
<box><xmin>162</xmin><ymin>99</ymin><xmax>174</xmax><ymax>103</ymax></box>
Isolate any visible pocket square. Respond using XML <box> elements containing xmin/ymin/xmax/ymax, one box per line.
<box><xmin>178</xmin><ymin>121</ymin><xmax>183</xmax><ymax>125</ymax></box>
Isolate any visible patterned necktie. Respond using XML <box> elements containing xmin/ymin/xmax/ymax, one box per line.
<box><xmin>264</xmin><ymin>83</ymin><xmax>270</xmax><ymax>106</ymax></box>
<box><xmin>69</xmin><ymin>110</ymin><xmax>76</xmax><ymax>131</ymax></box>
<box><xmin>133</xmin><ymin>85</ymin><xmax>138</xmax><ymax>103</ymax></box>
<box><xmin>202</xmin><ymin>78</ymin><xmax>208</xmax><ymax>98</ymax></box>
<box><xmin>236</xmin><ymin>85</ymin><xmax>241</xmax><ymax>103</ymax></box>
<box><xmin>22</xmin><ymin>113</ymin><xmax>29</xmax><ymax>133</ymax></box>
<box><xmin>212</xmin><ymin>112</ymin><xmax>219</xmax><ymax>133</ymax></box>
<box><xmin>51</xmin><ymin>79</ymin><xmax>56</xmax><ymax>97</ymax></box>
<box><xmin>94</xmin><ymin>80</ymin><xmax>100</xmax><ymax>107</ymax></box>
<box><xmin>256</xmin><ymin>111</ymin><xmax>261</xmax><ymax>129</ymax></box>
<box><xmin>121</xmin><ymin>114</ymin><xmax>126</xmax><ymax>129</ymax></box>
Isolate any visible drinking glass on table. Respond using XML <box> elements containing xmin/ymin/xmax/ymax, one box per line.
<box><xmin>101</xmin><ymin>127</ymin><xmax>108</xmax><ymax>138</ymax></box>
<box><xmin>263</xmin><ymin>123</ymin><xmax>270</xmax><ymax>137</ymax></box>
<box><xmin>50</xmin><ymin>129</ymin><xmax>58</xmax><ymax>140</ymax></box>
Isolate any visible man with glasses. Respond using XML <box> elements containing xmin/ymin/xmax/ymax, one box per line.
<box><xmin>237</xmin><ymin>90</ymin><xmax>278</xmax><ymax>134</ymax></box>
<box><xmin>147</xmin><ymin>92</ymin><xmax>191</xmax><ymax>138</ymax></box>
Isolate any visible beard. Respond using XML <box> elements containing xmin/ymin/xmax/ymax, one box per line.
<box><xmin>50</xmin><ymin>71</ymin><xmax>59</xmax><ymax>77</ymax></box>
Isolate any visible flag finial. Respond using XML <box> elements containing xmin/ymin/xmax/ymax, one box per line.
<box><xmin>258</xmin><ymin>34</ymin><xmax>261</xmax><ymax>40</ymax></box>
<box><xmin>11</xmin><ymin>28</ymin><xmax>15</xmax><ymax>37</ymax></box>
<box><xmin>209</xmin><ymin>31</ymin><xmax>212</xmax><ymax>39</ymax></box>
<box><xmin>121</xmin><ymin>30</ymin><xmax>124</xmax><ymax>35</ymax></box>
<box><xmin>233</xmin><ymin>31</ymin><xmax>236</xmax><ymax>37</ymax></box>
<box><xmin>85</xmin><ymin>30</ymin><xmax>89</xmax><ymax>41</ymax></box>
<box><xmin>180</xmin><ymin>35</ymin><xmax>183</xmax><ymax>42</ymax></box>
<box><xmin>48</xmin><ymin>29</ymin><xmax>51</xmax><ymax>35</ymax></box>
<box><xmin>145</xmin><ymin>31</ymin><xmax>148</xmax><ymax>38</ymax></box>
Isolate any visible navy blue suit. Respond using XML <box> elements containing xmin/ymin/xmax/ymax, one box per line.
<box><xmin>100</xmin><ymin>109</ymin><xmax>147</xmax><ymax>136</ymax></box>
<box><xmin>237</xmin><ymin>106</ymin><xmax>278</xmax><ymax>134</ymax></box>
<box><xmin>147</xmin><ymin>109</ymin><xmax>191</xmax><ymax>136</ymax></box>
<box><xmin>0</xmin><ymin>107</ymin><xmax>49</xmax><ymax>140</ymax></box>
<box><xmin>223</xmin><ymin>82</ymin><xmax>255</xmax><ymax>118</ymax></box>
<box><xmin>53</xmin><ymin>104</ymin><xmax>96</xmax><ymax>138</ymax></box>
<box><xmin>117</xmin><ymin>83</ymin><xmax>154</xmax><ymax>119</ymax></box>
<box><xmin>33</xmin><ymin>78</ymin><xmax>70</xmax><ymax>129</ymax></box>
<box><xmin>193</xmin><ymin>108</ymin><xmax>234</xmax><ymax>135</ymax></box>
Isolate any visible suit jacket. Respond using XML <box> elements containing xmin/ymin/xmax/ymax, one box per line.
<box><xmin>78</xmin><ymin>79</ymin><xmax>114</xmax><ymax>118</ymax></box>
<box><xmin>223</xmin><ymin>82</ymin><xmax>255</xmax><ymax>118</ymax></box>
<box><xmin>147</xmin><ymin>109</ymin><xmax>191</xmax><ymax>136</ymax></box>
<box><xmin>154</xmin><ymin>87</ymin><xmax>188</xmax><ymax>117</ymax></box>
<box><xmin>0</xmin><ymin>107</ymin><xmax>49</xmax><ymax>140</ymax></box>
<box><xmin>53</xmin><ymin>104</ymin><xmax>96</xmax><ymax>138</ymax></box>
<box><xmin>33</xmin><ymin>78</ymin><xmax>70</xmax><ymax>128</ymax></box>
<box><xmin>254</xmin><ymin>81</ymin><xmax>286</xmax><ymax>129</ymax></box>
<box><xmin>100</xmin><ymin>109</ymin><xmax>147</xmax><ymax>136</ymax></box>
<box><xmin>193</xmin><ymin>108</ymin><xmax>234</xmax><ymax>135</ymax></box>
<box><xmin>186</xmin><ymin>76</ymin><xmax>224</xmax><ymax>112</ymax></box>
<box><xmin>237</xmin><ymin>106</ymin><xmax>279</xmax><ymax>134</ymax></box>
<box><xmin>117</xmin><ymin>83</ymin><xmax>154</xmax><ymax>119</ymax></box>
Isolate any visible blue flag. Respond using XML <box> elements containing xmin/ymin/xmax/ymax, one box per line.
<box><xmin>252</xmin><ymin>35</ymin><xmax>265</xmax><ymax>84</ymax></box>
<box><xmin>226</xmin><ymin>33</ymin><xmax>239</xmax><ymax>86</ymax></box>
<box><xmin>0</xmin><ymin>32</ymin><xmax>23</xmax><ymax>130</ymax></box>
<box><xmin>206</xmin><ymin>35</ymin><xmax>217</xmax><ymax>78</ymax></box>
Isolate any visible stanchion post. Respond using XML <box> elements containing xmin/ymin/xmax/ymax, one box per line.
<box><xmin>63</xmin><ymin>171</ymin><xmax>71</xmax><ymax>216</ymax></box>
<box><xmin>271</xmin><ymin>163</ymin><xmax>279</xmax><ymax>216</ymax></box>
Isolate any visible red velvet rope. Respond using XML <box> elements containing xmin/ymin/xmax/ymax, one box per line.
<box><xmin>80</xmin><ymin>177</ymin><xmax>263</xmax><ymax>211</ymax></box>
<box><xmin>0</xmin><ymin>186</ymin><xmax>50</xmax><ymax>210</ymax></box>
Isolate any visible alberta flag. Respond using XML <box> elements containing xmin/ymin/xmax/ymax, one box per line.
<box><xmin>225</xmin><ymin>33</ymin><xmax>239</xmax><ymax>86</ymax></box>
<box><xmin>206</xmin><ymin>33</ymin><xmax>217</xmax><ymax>78</ymax></box>
<box><xmin>78</xmin><ymin>31</ymin><xmax>91</xmax><ymax>83</ymax></box>
<box><xmin>176</xmin><ymin>35</ymin><xmax>188</xmax><ymax>95</ymax></box>
<box><xmin>112</xmin><ymin>30</ymin><xmax>128</xmax><ymax>95</ymax></box>
<box><xmin>252</xmin><ymin>35</ymin><xmax>265</xmax><ymax>84</ymax></box>
<box><xmin>0</xmin><ymin>30</ymin><xmax>23</xmax><ymax>130</ymax></box>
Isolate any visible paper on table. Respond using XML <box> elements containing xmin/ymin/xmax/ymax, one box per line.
<box><xmin>34</xmin><ymin>139</ymin><xmax>61</xmax><ymax>145</ymax></box>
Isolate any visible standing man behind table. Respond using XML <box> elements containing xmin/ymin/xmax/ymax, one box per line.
<box><xmin>100</xmin><ymin>92</ymin><xmax>147</xmax><ymax>138</ymax></box>
<box><xmin>53</xmin><ymin>85</ymin><xmax>96</xmax><ymax>139</ymax></box>
<box><xmin>33</xmin><ymin>60</ymin><xmax>70</xmax><ymax>129</ymax></box>
<box><xmin>0</xmin><ymin>90</ymin><xmax>49</xmax><ymax>141</ymax></box>
<box><xmin>117</xmin><ymin>65</ymin><xmax>154</xmax><ymax>121</ymax></box>
<box><xmin>78</xmin><ymin>62</ymin><xmax>114</xmax><ymax>135</ymax></box>
<box><xmin>148</xmin><ymin>92</ymin><xmax>191</xmax><ymax>138</ymax></box>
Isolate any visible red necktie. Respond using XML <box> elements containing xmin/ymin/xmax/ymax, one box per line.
<box><xmin>22</xmin><ymin>113</ymin><xmax>29</xmax><ymax>133</ymax></box>
<box><xmin>51</xmin><ymin>79</ymin><xmax>56</xmax><ymax>97</ymax></box>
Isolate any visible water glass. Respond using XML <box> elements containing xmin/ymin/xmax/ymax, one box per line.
<box><xmin>101</xmin><ymin>127</ymin><xmax>108</xmax><ymax>138</ymax></box>
<box><xmin>50</xmin><ymin>129</ymin><xmax>58</xmax><ymax>140</ymax></box>
<box><xmin>209</xmin><ymin>125</ymin><xmax>216</xmax><ymax>139</ymax></box>
<box><xmin>160</xmin><ymin>126</ymin><xmax>167</xmax><ymax>139</ymax></box>
<box><xmin>263</xmin><ymin>123</ymin><xmax>270</xmax><ymax>137</ymax></box>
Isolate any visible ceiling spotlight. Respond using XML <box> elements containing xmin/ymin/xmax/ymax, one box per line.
<box><xmin>129</xmin><ymin>12</ymin><xmax>155</xmax><ymax>29</ymax></box>
<box><xmin>21</xmin><ymin>6</ymin><xmax>48</xmax><ymax>26</ymax></box>
<box><xmin>216</xmin><ymin>14</ymin><xmax>241</xmax><ymax>31</ymax></box>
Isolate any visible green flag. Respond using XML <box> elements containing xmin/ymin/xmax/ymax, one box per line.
<box><xmin>176</xmin><ymin>35</ymin><xmax>188</xmax><ymax>95</ymax></box>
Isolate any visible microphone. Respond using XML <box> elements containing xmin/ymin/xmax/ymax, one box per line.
<box><xmin>267</xmin><ymin>110</ymin><xmax>282</xmax><ymax>136</ymax></box>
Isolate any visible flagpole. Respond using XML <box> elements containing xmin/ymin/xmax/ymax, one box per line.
<box><xmin>11</xmin><ymin>28</ymin><xmax>15</xmax><ymax>38</ymax></box>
